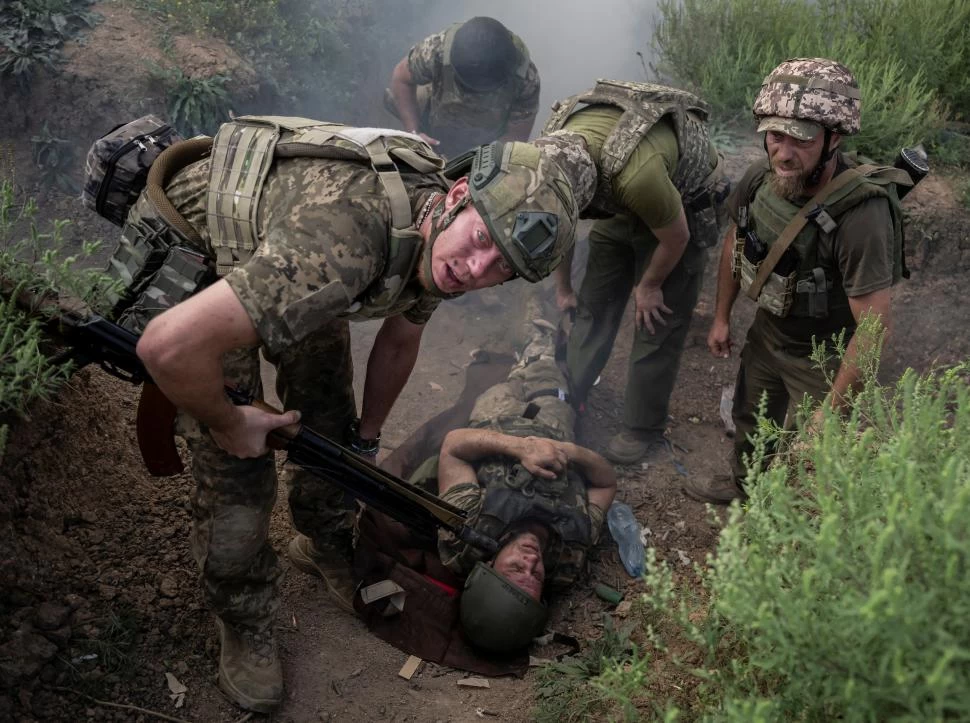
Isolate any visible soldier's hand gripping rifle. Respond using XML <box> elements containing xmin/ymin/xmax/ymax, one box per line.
<box><xmin>6</xmin><ymin>283</ymin><xmax>498</xmax><ymax>555</ymax></box>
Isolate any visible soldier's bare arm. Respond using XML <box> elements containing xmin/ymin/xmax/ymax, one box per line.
<box><xmin>635</xmin><ymin>206</ymin><xmax>690</xmax><ymax>333</ymax></box>
<box><xmin>389</xmin><ymin>58</ymin><xmax>432</xmax><ymax>143</ymax></box>
<box><xmin>137</xmin><ymin>279</ymin><xmax>301</xmax><ymax>457</ymax></box>
<box><xmin>559</xmin><ymin>442</ymin><xmax>616</xmax><ymax>513</ymax></box>
<box><xmin>708</xmin><ymin>222</ymin><xmax>740</xmax><ymax>358</ymax></box>
<box><xmin>554</xmin><ymin>245</ymin><xmax>578</xmax><ymax>313</ymax></box>
<box><xmin>438</xmin><ymin>430</ymin><xmax>565</xmax><ymax>494</ymax></box>
<box><xmin>826</xmin><ymin>287</ymin><xmax>892</xmax><ymax>412</ymax></box>
<box><xmin>358</xmin><ymin>313</ymin><xmax>426</xmax><ymax>440</ymax></box>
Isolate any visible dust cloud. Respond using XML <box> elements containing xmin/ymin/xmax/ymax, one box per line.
<box><xmin>389</xmin><ymin>0</ymin><xmax>662</xmax><ymax>128</ymax></box>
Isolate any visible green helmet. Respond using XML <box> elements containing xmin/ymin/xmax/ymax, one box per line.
<box><xmin>445</xmin><ymin>141</ymin><xmax>578</xmax><ymax>283</ymax></box>
<box><xmin>459</xmin><ymin>562</ymin><xmax>548</xmax><ymax>652</ymax></box>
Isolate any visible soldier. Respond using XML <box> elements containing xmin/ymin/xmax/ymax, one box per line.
<box><xmin>111</xmin><ymin>118</ymin><xmax>584</xmax><ymax>712</ymax></box>
<box><xmin>683</xmin><ymin>59</ymin><xmax>912</xmax><ymax>504</ymax></box>
<box><xmin>541</xmin><ymin>79</ymin><xmax>728</xmax><ymax>465</ymax></box>
<box><xmin>385</xmin><ymin>16</ymin><xmax>541</xmax><ymax>158</ymax></box>
<box><xmin>346</xmin><ymin>317</ymin><xmax>617</xmax><ymax>655</ymax></box>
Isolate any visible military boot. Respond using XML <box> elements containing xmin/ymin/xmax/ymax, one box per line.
<box><xmin>603</xmin><ymin>429</ymin><xmax>670</xmax><ymax>465</ymax></box>
<box><xmin>214</xmin><ymin>618</ymin><xmax>282</xmax><ymax>713</ymax></box>
<box><xmin>288</xmin><ymin>534</ymin><xmax>357</xmax><ymax>614</ymax></box>
<box><xmin>682</xmin><ymin>474</ymin><xmax>748</xmax><ymax>504</ymax></box>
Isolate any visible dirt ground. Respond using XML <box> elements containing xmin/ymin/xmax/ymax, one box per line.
<box><xmin>2</xmin><ymin>4</ymin><xmax>970</xmax><ymax>721</ymax></box>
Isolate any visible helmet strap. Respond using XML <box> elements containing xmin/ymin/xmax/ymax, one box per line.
<box><xmin>807</xmin><ymin>129</ymin><xmax>834</xmax><ymax>187</ymax></box>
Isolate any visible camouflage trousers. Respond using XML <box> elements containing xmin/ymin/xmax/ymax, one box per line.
<box><xmin>178</xmin><ymin>319</ymin><xmax>357</xmax><ymax>630</ymax></box>
<box><xmin>469</xmin><ymin>322</ymin><xmax>576</xmax><ymax>442</ymax></box>
<box><xmin>730</xmin><ymin>313</ymin><xmax>840</xmax><ymax>483</ymax></box>
<box><xmin>566</xmin><ymin>212</ymin><xmax>707</xmax><ymax>432</ymax></box>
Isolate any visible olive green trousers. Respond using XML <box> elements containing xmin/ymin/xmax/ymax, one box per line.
<box><xmin>566</xmin><ymin>212</ymin><xmax>707</xmax><ymax>432</ymax></box>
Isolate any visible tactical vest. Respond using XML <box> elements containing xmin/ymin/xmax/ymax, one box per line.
<box><xmin>543</xmin><ymin>79</ymin><xmax>714</xmax><ymax>216</ymax></box>
<box><xmin>732</xmin><ymin>154</ymin><xmax>908</xmax><ymax>318</ymax></box>
<box><xmin>206</xmin><ymin>116</ymin><xmax>446</xmax><ymax>320</ymax></box>
<box><xmin>425</xmin><ymin>24</ymin><xmax>531</xmax><ymax>139</ymax></box>
<box><xmin>466</xmin><ymin>415</ymin><xmax>592</xmax><ymax>589</ymax></box>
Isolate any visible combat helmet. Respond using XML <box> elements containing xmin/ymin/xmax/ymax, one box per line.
<box><xmin>451</xmin><ymin>17</ymin><xmax>519</xmax><ymax>91</ymax></box>
<box><xmin>753</xmin><ymin>58</ymin><xmax>861</xmax><ymax>139</ymax></box>
<box><xmin>442</xmin><ymin>141</ymin><xmax>578</xmax><ymax>283</ymax></box>
<box><xmin>460</xmin><ymin>562</ymin><xmax>548</xmax><ymax>652</ymax></box>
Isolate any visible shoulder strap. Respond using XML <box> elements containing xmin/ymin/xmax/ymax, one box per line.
<box><xmin>747</xmin><ymin>165</ymin><xmax>874</xmax><ymax>300</ymax></box>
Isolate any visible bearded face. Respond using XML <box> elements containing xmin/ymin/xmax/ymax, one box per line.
<box><xmin>764</xmin><ymin>130</ymin><xmax>830</xmax><ymax>201</ymax></box>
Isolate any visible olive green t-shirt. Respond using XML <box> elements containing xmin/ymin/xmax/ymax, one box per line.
<box><xmin>563</xmin><ymin>105</ymin><xmax>684</xmax><ymax>229</ymax></box>
<box><xmin>727</xmin><ymin>161</ymin><xmax>895</xmax><ymax>345</ymax></box>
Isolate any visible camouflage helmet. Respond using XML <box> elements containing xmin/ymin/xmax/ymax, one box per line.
<box><xmin>446</xmin><ymin>141</ymin><xmax>578</xmax><ymax>282</ymax></box>
<box><xmin>752</xmin><ymin>58</ymin><xmax>861</xmax><ymax>137</ymax></box>
<box><xmin>459</xmin><ymin>562</ymin><xmax>548</xmax><ymax>652</ymax></box>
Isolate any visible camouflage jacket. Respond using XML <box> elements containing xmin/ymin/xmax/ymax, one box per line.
<box><xmin>408</xmin><ymin>24</ymin><xmax>540</xmax><ymax>144</ymax></box>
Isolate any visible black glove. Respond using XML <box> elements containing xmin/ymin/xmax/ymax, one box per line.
<box><xmin>347</xmin><ymin>419</ymin><xmax>380</xmax><ymax>458</ymax></box>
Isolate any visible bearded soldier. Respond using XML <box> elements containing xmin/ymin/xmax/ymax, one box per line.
<box><xmin>540</xmin><ymin>79</ymin><xmax>728</xmax><ymax>466</ymax></box>
<box><xmin>683</xmin><ymin>59</ymin><xmax>913</xmax><ymax>503</ymax></box>
<box><xmin>385</xmin><ymin>16</ymin><xmax>541</xmax><ymax>157</ymax></box>
<box><xmin>100</xmin><ymin>118</ymin><xmax>581</xmax><ymax>712</ymax></box>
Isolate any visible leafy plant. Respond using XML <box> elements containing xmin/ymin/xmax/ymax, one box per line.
<box><xmin>149</xmin><ymin>64</ymin><xmax>232</xmax><ymax>137</ymax></box>
<box><xmin>0</xmin><ymin>0</ymin><xmax>101</xmax><ymax>89</ymax></box>
<box><xmin>533</xmin><ymin>616</ymin><xmax>641</xmax><ymax>722</ymax></box>
<box><xmin>651</xmin><ymin>0</ymin><xmax>968</xmax><ymax>160</ymax></box>
<box><xmin>0</xmin><ymin>177</ymin><xmax>121</xmax><ymax>458</ymax></box>
<box><xmin>628</xmin><ymin>318</ymin><xmax>970</xmax><ymax>720</ymax></box>
<box><xmin>30</xmin><ymin>121</ymin><xmax>77</xmax><ymax>194</ymax></box>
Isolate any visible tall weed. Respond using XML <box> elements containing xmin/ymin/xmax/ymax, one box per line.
<box><xmin>632</xmin><ymin>319</ymin><xmax>970</xmax><ymax>719</ymax></box>
<box><xmin>652</xmin><ymin>0</ymin><xmax>966</xmax><ymax>159</ymax></box>
<box><xmin>0</xmin><ymin>179</ymin><xmax>120</xmax><ymax>458</ymax></box>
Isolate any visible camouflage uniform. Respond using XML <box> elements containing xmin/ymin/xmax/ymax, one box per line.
<box><xmin>387</xmin><ymin>25</ymin><xmax>541</xmax><ymax>157</ymax></box>
<box><xmin>423</xmin><ymin>323</ymin><xmax>606</xmax><ymax>588</ymax></box>
<box><xmin>725</xmin><ymin>59</ymin><xmax>903</xmax><ymax>486</ymax></box>
<box><xmin>131</xmin><ymin>154</ymin><xmax>447</xmax><ymax>629</ymax></box>
<box><xmin>539</xmin><ymin>81</ymin><xmax>726</xmax><ymax>436</ymax></box>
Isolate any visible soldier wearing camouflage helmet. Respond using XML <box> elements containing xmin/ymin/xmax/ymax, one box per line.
<box><xmin>404</xmin><ymin>317</ymin><xmax>617</xmax><ymax>652</ymax></box>
<box><xmin>683</xmin><ymin>58</ymin><xmax>914</xmax><ymax>504</ymax></box>
<box><xmin>385</xmin><ymin>16</ymin><xmax>541</xmax><ymax>157</ymax></box>
<box><xmin>105</xmin><ymin>115</ymin><xmax>582</xmax><ymax>712</ymax></box>
<box><xmin>536</xmin><ymin>79</ymin><xmax>730</xmax><ymax>467</ymax></box>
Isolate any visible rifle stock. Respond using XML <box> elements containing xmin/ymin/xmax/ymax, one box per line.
<box><xmin>3</xmin><ymin>284</ymin><xmax>499</xmax><ymax>554</ymax></box>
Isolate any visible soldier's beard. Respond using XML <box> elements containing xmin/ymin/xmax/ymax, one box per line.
<box><xmin>768</xmin><ymin>162</ymin><xmax>809</xmax><ymax>200</ymax></box>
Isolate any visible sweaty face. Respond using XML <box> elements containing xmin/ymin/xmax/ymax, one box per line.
<box><xmin>766</xmin><ymin>130</ymin><xmax>825</xmax><ymax>200</ymax></box>
<box><xmin>492</xmin><ymin>532</ymin><xmax>545</xmax><ymax>600</ymax></box>
<box><xmin>425</xmin><ymin>188</ymin><xmax>515</xmax><ymax>294</ymax></box>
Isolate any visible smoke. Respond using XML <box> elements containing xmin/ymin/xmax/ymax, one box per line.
<box><xmin>395</xmin><ymin>0</ymin><xmax>661</xmax><ymax>130</ymax></box>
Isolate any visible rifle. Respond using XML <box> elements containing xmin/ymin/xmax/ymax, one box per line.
<box><xmin>6</xmin><ymin>283</ymin><xmax>499</xmax><ymax>555</ymax></box>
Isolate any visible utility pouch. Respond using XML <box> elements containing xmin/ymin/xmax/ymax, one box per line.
<box><xmin>683</xmin><ymin>158</ymin><xmax>731</xmax><ymax>249</ymax></box>
<box><xmin>795</xmin><ymin>267</ymin><xmax>830</xmax><ymax>318</ymax></box>
<box><xmin>116</xmin><ymin>245</ymin><xmax>213</xmax><ymax>333</ymax></box>
<box><xmin>105</xmin><ymin>211</ymin><xmax>177</xmax><ymax>312</ymax></box>
<box><xmin>82</xmin><ymin>115</ymin><xmax>184</xmax><ymax>226</ymax></box>
<box><xmin>733</xmin><ymin>234</ymin><xmax>796</xmax><ymax>317</ymax></box>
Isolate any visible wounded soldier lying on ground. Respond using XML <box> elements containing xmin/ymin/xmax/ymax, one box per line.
<box><xmin>311</xmin><ymin>320</ymin><xmax>616</xmax><ymax>675</ymax></box>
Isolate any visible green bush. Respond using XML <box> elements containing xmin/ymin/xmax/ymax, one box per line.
<box><xmin>0</xmin><ymin>178</ymin><xmax>121</xmax><ymax>458</ymax></box>
<box><xmin>652</xmin><ymin>0</ymin><xmax>969</xmax><ymax>160</ymax></box>
<box><xmin>630</xmin><ymin>322</ymin><xmax>970</xmax><ymax>720</ymax></box>
<box><xmin>149</xmin><ymin>64</ymin><xmax>232</xmax><ymax>136</ymax></box>
<box><xmin>0</xmin><ymin>0</ymin><xmax>100</xmax><ymax>89</ymax></box>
